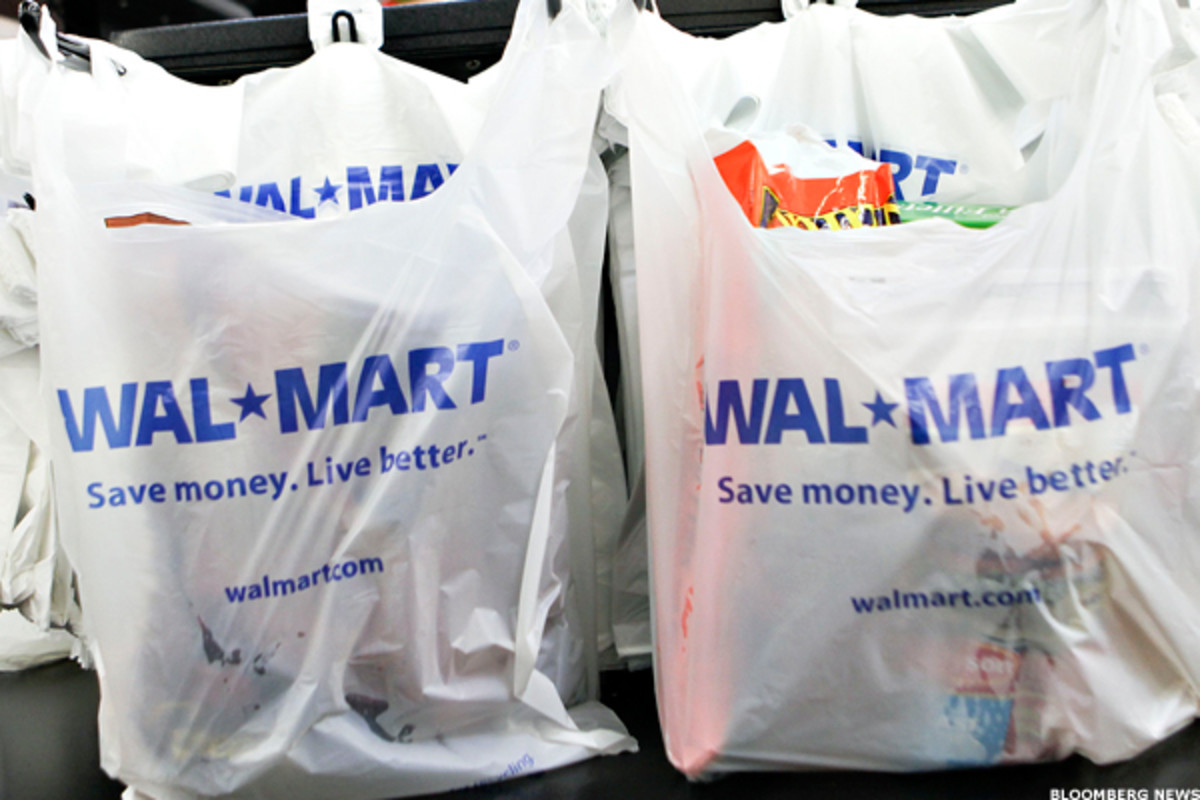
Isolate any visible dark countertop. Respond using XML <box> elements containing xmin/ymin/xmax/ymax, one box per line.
<box><xmin>2</xmin><ymin>660</ymin><xmax>1199</xmax><ymax>800</ymax></box>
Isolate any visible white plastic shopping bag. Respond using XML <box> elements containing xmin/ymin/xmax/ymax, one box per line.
<box><xmin>8</xmin><ymin>0</ymin><xmax>629</xmax><ymax>668</ymax></box>
<box><xmin>615</xmin><ymin>0</ymin><xmax>1200</xmax><ymax>776</ymax></box>
<box><xmin>0</xmin><ymin>168</ymin><xmax>83</xmax><ymax>658</ymax></box>
<box><xmin>0</xmin><ymin>352</ymin><xmax>83</xmax><ymax>666</ymax></box>
<box><xmin>31</xmin><ymin>0</ymin><xmax>634</xmax><ymax>796</ymax></box>
<box><xmin>598</xmin><ymin>0</ymin><xmax>1100</xmax><ymax>660</ymax></box>
<box><xmin>0</xmin><ymin>346</ymin><xmax>73</xmax><ymax>632</ymax></box>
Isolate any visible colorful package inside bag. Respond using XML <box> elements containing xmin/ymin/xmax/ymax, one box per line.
<box><xmin>711</xmin><ymin>129</ymin><xmax>900</xmax><ymax>230</ymax></box>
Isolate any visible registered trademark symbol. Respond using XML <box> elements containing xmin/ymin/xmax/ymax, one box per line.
<box><xmin>508</xmin><ymin>340</ymin><xmax>520</xmax><ymax>352</ymax></box>
<box><xmin>1139</xmin><ymin>343</ymin><xmax>1150</xmax><ymax>356</ymax></box>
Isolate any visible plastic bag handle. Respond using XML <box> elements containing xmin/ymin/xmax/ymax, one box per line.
<box><xmin>330</xmin><ymin>9</ymin><xmax>358</xmax><ymax>42</ymax></box>
<box><xmin>308</xmin><ymin>1</ymin><xmax>383</xmax><ymax>50</ymax></box>
<box><xmin>17</xmin><ymin>1</ymin><xmax>50</xmax><ymax>61</ymax></box>
<box><xmin>781</xmin><ymin>0</ymin><xmax>857</xmax><ymax>20</ymax></box>
<box><xmin>17</xmin><ymin>1</ymin><xmax>111</xmax><ymax>71</ymax></box>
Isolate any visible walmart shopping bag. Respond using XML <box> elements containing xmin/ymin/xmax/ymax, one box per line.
<box><xmin>599</xmin><ymin>0</ymin><xmax>1101</xmax><ymax>660</ymax></box>
<box><xmin>30</xmin><ymin>1</ymin><xmax>633</xmax><ymax>797</ymax></box>
<box><xmin>5</xmin><ymin>0</ymin><xmax>628</xmax><ymax>670</ymax></box>
<box><xmin>615</xmin><ymin>0</ymin><xmax>1200</xmax><ymax>776</ymax></box>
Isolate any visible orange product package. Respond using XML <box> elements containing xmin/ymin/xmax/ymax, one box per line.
<box><xmin>713</xmin><ymin>138</ymin><xmax>900</xmax><ymax>230</ymax></box>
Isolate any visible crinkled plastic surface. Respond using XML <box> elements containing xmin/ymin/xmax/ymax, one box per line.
<box><xmin>5</xmin><ymin>0</ymin><xmax>628</xmax><ymax>670</ymax></box>
<box><xmin>615</xmin><ymin>0</ymin><xmax>1200</xmax><ymax>777</ymax></box>
<box><xmin>0</xmin><ymin>205</ymin><xmax>83</xmax><ymax>654</ymax></box>
<box><xmin>599</xmin><ymin>0</ymin><xmax>1108</xmax><ymax>661</ymax></box>
<box><xmin>30</xmin><ymin>1</ymin><xmax>635</xmax><ymax>796</ymax></box>
<box><xmin>0</xmin><ymin>609</ymin><xmax>76</xmax><ymax>671</ymax></box>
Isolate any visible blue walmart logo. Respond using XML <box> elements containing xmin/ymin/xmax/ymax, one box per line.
<box><xmin>825</xmin><ymin>140</ymin><xmax>958</xmax><ymax>201</ymax></box>
<box><xmin>216</xmin><ymin>163</ymin><xmax>459</xmax><ymax>217</ymax></box>
<box><xmin>704</xmin><ymin>344</ymin><xmax>1137</xmax><ymax>447</ymax></box>
<box><xmin>57</xmin><ymin>339</ymin><xmax>509</xmax><ymax>453</ymax></box>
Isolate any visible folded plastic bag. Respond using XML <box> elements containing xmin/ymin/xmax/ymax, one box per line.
<box><xmin>0</xmin><ymin>200</ymin><xmax>83</xmax><ymax>656</ymax></box>
<box><xmin>0</xmin><ymin>609</ymin><xmax>76</xmax><ymax>671</ymax></box>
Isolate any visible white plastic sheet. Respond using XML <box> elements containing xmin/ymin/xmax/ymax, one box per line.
<box><xmin>0</xmin><ymin>191</ymin><xmax>83</xmax><ymax>657</ymax></box>
<box><xmin>0</xmin><ymin>609</ymin><xmax>76</xmax><ymax>671</ymax></box>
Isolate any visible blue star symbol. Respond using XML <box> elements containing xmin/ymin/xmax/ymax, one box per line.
<box><xmin>231</xmin><ymin>384</ymin><xmax>271</xmax><ymax>422</ymax></box>
<box><xmin>863</xmin><ymin>391</ymin><xmax>900</xmax><ymax>427</ymax></box>
<box><xmin>314</xmin><ymin>177</ymin><xmax>341</xmax><ymax>204</ymax></box>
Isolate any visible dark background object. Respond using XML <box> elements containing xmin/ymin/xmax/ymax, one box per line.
<box><xmin>113</xmin><ymin>0</ymin><xmax>527</xmax><ymax>83</ymax></box>
<box><xmin>0</xmin><ymin>661</ymin><xmax>124</xmax><ymax>800</ymax></box>
<box><xmin>54</xmin><ymin>0</ymin><xmax>1015</xmax><ymax>41</ymax></box>
<box><xmin>4</xmin><ymin>662</ymin><xmax>1200</xmax><ymax>800</ymax></box>
<box><xmin>5</xmin><ymin>0</ymin><xmax>1012</xmax><ymax>85</ymax></box>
